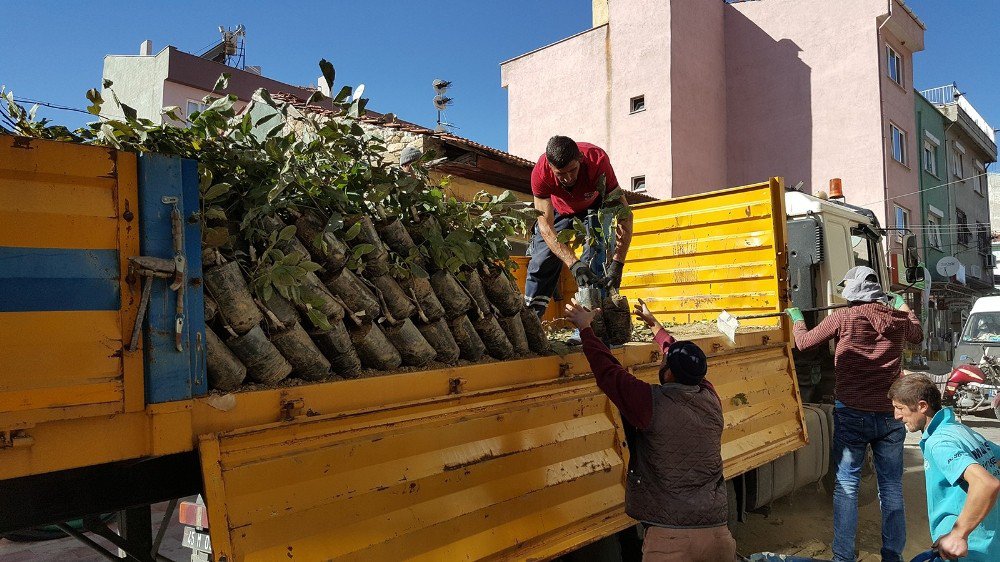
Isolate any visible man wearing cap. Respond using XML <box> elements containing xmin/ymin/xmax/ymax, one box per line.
<box><xmin>888</xmin><ymin>374</ymin><xmax>1000</xmax><ymax>561</ymax></box>
<box><xmin>399</xmin><ymin>146</ymin><xmax>422</xmax><ymax>174</ymax></box>
<box><xmin>786</xmin><ymin>266</ymin><xmax>922</xmax><ymax>562</ymax></box>
<box><xmin>564</xmin><ymin>298</ymin><xmax>734</xmax><ymax>561</ymax></box>
<box><xmin>525</xmin><ymin>136</ymin><xmax>633</xmax><ymax>319</ymax></box>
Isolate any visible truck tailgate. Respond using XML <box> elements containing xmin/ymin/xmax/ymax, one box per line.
<box><xmin>0</xmin><ymin>135</ymin><xmax>142</xmax><ymax>429</ymax></box>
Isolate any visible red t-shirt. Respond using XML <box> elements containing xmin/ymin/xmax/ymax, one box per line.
<box><xmin>531</xmin><ymin>142</ymin><xmax>619</xmax><ymax>215</ymax></box>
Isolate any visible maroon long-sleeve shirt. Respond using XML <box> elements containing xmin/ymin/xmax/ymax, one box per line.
<box><xmin>581</xmin><ymin>326</ymin><xmax>718</xmax><ymax>429</ymax></box>
<box><xmin>792</xmin><ymin>302</ymin><xmax>922</xmax><ymax>412</ymax></box>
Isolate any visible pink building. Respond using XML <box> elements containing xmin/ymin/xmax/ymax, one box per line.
<box><xmin>501</xmin><ymin>0</ymin><xmax>925</xmax><ymax>238</ymax></box>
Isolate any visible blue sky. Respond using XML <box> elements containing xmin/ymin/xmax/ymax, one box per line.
<box><xmin>1</xmin><ymin>1</ymin><xmax>997</xmax><ymax>152</ymax></box>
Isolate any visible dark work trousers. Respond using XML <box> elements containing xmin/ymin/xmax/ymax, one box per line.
<box><xmin>524</xmin><ymin>207</ymin><xmax>615</xmax><ymax>317</ymax></box>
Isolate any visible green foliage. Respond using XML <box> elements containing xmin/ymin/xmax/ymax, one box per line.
<box><xmin>2</xmin><ymin>60</ymin><xmax>537</xmax><ymax>319</ymax></box>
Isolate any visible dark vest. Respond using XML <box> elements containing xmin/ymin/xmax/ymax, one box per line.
<box><xmin>624</xmin><ymin>383</ymin><xmax>728</xmax><ymax>528</ymax></box>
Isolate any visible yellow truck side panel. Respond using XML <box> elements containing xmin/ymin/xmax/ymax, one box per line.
<box><xmin>622</xmin><ymin>178</ymin><xmax>789</xmax><ymax>325</ymax></box>
<box><xmin>0</xmin><ymin>136</ymin><xmax>141</xmax><ymax>429</ymax></box>
<box><xmin>195</xmin><ymin>179</ymin><xmax>805</xmax><ymax>561</ymax></box>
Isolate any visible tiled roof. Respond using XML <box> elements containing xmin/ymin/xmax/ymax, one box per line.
<box><xmin>272</xmin><ymin>92</ymin><xmax>657</xmax><ymax>205</ymax></box>
<box><xmin>272</xmin><ymin>92</ymin><xmax>534</xmax><ymax>168</ymax></box>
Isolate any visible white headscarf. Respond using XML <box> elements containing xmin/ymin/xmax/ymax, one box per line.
<box><xmin>840</xmin><ymin>266</ymin><xmax>889</xmax><ymax>304</ymax></box>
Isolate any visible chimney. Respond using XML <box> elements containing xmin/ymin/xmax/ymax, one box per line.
<box><xmin>829</xmin><ymin>178</ymin><xmax>844</xmax><ymax>201</ymax></box>
<box><xmin>139</xmin><ymin>40</ymin><xmax>153</xmax><ymax>56</ymax></box>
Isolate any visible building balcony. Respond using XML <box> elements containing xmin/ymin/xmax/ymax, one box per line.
<box><xmin>921</xmin><ymin>84</ymin><xmax>997</xmax><ymax>157</ymax></box>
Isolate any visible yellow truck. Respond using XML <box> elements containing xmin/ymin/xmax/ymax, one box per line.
<box><xmin>1</xmin><ymin>134</ymin><xmax>826</xmax><ymax>561</ymax></box>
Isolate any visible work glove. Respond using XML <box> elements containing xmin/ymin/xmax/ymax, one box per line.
<box><xmin>570</xmin><ymin>260</ymin><xmax>599</xmax><ymax>288</ymax></box>
<box><xmin>605</xmin><ymin>260</ymin><xmax>625</xmax><ymax>290</ymax></box>
<box><xmin>785</xmin><ymin>307</ymin><xmax>805</xmax><ymax>323</ymax></box>
<box><xmin>885</xmin><ymin>291</ymin><xmax>905</xmax><ymax>310</ymax></box>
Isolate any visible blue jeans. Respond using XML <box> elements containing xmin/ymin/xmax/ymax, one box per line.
<box><xmin>525</xmin><ymin>207</ymin><xmax>616</xmax><ymax>317</ymax></box>
<box><xmin>831</xmin><ymin>405</ymin><xmax>906</xmax><ymax>562</ymax></box>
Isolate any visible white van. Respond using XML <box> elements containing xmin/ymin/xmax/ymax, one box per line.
<box><xmin>953</xmin><ymin>296</ymin><xmax>1000</xmax><ymax>368</ymax></box>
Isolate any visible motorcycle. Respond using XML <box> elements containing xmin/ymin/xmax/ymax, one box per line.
<box><xmin>945</xmin><ymin>349</ymin><xmax>1000</xmax><ymax>418</ymax></box>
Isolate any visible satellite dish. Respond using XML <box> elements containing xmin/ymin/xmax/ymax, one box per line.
<box><xmin>936</xmin><ymin>256</ymin><xmax>962</xmax><ymax>277</ymax></box>
<box><xmin>433</xmin><ymin>95</ymin><xmax>452</xmax><ymax>111</ymax></box>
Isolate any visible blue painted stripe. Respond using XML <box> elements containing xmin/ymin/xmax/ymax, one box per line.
<box><xmin>0</xmin><ymin>247</ymin><xmax>120</xmax><ymax>312</ymax></box>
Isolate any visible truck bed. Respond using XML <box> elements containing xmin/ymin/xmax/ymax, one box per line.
<box><xmin>0</xmin><ymin>136</ymin><xmax>803</xmax><ymax>561</ymax></box>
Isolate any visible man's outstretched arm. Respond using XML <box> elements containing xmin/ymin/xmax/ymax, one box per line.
<box><xmin>567</xmin><ymin>301</ymin><xmax>653</xmax><ymax>429</ymax></box>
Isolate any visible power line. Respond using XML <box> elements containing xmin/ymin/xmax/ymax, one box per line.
<box><xmin>857</xmin><ymin>172</ymin><xmax>990</xmax><ymax>207</ymax></box>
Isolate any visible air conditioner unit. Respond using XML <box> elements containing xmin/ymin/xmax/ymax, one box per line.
<box><xmin>970</xmin><ymin>264</ymin><xmax>982</xmax><ymax>279</ymax></box>
<box><xmin>987</xmin><ymin>254</ymin><xmax>997</xmax><ymax>268</ymax></box>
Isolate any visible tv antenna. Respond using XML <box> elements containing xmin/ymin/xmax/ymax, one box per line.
<box><xmin>432</xmin><ymin>79</ymin><xmax>454</xmax><ymax>132</ymax></box>
<box><xmin>203</xmin><ymin>24</ymin><xmax>246</xmax><ymax>69</ymax></box>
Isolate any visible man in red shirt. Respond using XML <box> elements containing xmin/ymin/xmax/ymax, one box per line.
<box><xmin>525</xmin><ymin>136</ymin><xmax>633</xmax><ymax>318</ymax></box>
<box><xmin>786</xmin><ymin>266</ymin><xmax>922</xmax><ymax>562</ymax></box>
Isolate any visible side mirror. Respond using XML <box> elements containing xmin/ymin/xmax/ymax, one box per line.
<box><xmin>905</xmin><ymin>266</ymin><xmax>924</xmax><ymax>284</ymax></box>
<box><xmin>903</xmin><ymin>233</ymin><xmax>919</xmax><ymax>269</ymax></box>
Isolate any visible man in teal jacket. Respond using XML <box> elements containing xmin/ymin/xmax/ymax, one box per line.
<box><xmin>888</xmin><ymin>374</ymin><xmax>1000</xmax><ymax>560</ymax></box>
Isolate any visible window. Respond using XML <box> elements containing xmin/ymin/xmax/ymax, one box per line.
<box><xmin>630</xmin><ymin>95</ymin><xmax>645</xmax><ymax>113</ymax></box>
<box><xmin>927</xmin><ymin>214</ymin><xmax>942</xmax><ymax>249</ymax></box>
<box><xmin>886</xmin><ymin>45</ymin><xmax>903</xmax><ymax>86</ymax></box>
<box><xmin>953</xmin><ymin>143</ymin><xmax>966</xmax><ymax>178</ymax></box>
<box><xmin>974</xmin><ymin>162</ymin><xmax>985</xmax><ymax>194</ymax></box>
<box><xmin>978</xmin><ymin>222</ymin><xmax>991</xmax><ymax>255</ymax></box>
<box><xmin>890</xmin><ymin>124</ymin><xmax>906</xmax><ymax>164</ymax></box>
<box><xmin>186</xmin><ymin>100</ymin><xmax>208</xmax><ymax>120</ymax></box>
<box><xmin>894</xmin><ymin>205</ymin><xmax>909</xmax><ymax>241</ymax></box>
<box><xmin>631</xmin><ymin>176</ymin><xmax>646</xmax><ymax>192</ymax></box>
<box><xmin>922</xmin><ymin>139</ymin><xmax>938</xmax><ymax>176</ymax></box>
<box><xmin>957</xmin><ymin>208</ymin><xmax>970</xmax><ymax>246</ymax></box>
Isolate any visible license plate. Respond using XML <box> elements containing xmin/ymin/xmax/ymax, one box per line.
<box><xmin>182</xmin><ymin>526</ymin><xmax>212</xmax><ymax>552</ymax></box>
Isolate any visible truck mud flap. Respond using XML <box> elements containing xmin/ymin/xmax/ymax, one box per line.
<box><xmin>196</xmin><ymin>384</ymin><xmax>636</xmax><ymax>561</ymax></box>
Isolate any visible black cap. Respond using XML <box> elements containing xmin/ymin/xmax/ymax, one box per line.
<box><xmin>663</xmin><ymin>340</ymin><xmax>708</xmax><ymax>385</ymax></box>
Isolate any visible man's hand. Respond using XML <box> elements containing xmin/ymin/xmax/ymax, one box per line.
<box><xmin>633</xmin><ymin>298</ymin><xmax>657</xmax><ymax>329</ymax></box>
<box><xmin>570</xmin><ymin>260</ymin><xmax>599</xmax><ymax>288</ymax></box>
<box><xmin>605</xmin><ymin>260</ymin><xmax>624</xmax><ymax>290</ymax></box>
<box><xmin>565</xmin><ymin>299</ymin><xmax>600</xmax><ymax>330</ymax></box>
<box><xmin>886</xmin><ymin>291</ymin><xmax>906</xmax><ymax>310</ymax></box>
<box><xmin>785</xmin><ymin>307</ymin><xmax>805</xmax><ymax>323</ymax></box>
<box><xmin>934</xmin><ymin>531</ymin><xmax>968</xmax><ymax>560</ymax></box>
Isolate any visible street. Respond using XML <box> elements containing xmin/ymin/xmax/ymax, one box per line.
<box><xmin>734</xmin><ymin>406</ymin><xmax>1000</xmax><ymax>560</ymax></box>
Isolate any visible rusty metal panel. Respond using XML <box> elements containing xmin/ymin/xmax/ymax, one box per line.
<box><xmin>199</xmin><ymin>384</ymin><xmax>632</xmax><ymax>562</ymax></box>
<box><xmin>0</xmin><ymin>135</ymin><xmax>141</xmax><ymax>428</ymax></box>
<box><xmin>620</xmin><ymin>178</ymin><xmax>790</xmax><ymax>327</ymax></box>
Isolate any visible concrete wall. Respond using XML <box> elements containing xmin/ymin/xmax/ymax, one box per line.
<box><xmin>604</xmin><ymin>0</ymin><xmax>673</xmax><ymax>198</ymax></box>
<box><xmin>946</xmin><ymin>117</ymin><xmax>994</xmax><ymax>286</ymax></box>
<box><xmin>915</xmin><ymin>93</ymin><xmax>950</xmax><ymax>280</ymax></box>
<box><xmin>102</xmin><ymin>46</ymin><xmax>314</xmax><ymax>125</ymax></box>
<box><xmin>726</xmin><ymin>0</ymin><xmax>888</xmax><ymax>226</ymax></box>
<box><xmin>101</xmin><ymin>52</ymin><xmax>169</xmax><ymax>122</ymax></box>
<box><xmin>880</xmin><ymin>21</ymin><xmax>921</xmax><ymax>254</ymax></box>
<box><xmin>669</xmin><ymin>0</ymin><xmax>727</xmax><ymax>197</ymax></box>
<box><xmin>501</xmin><ymin>26</ymin><xmax>611</xmax><ymax>162</ymax></box>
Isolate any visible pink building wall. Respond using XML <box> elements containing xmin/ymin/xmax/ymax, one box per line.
<box><xmin>500</xmin><ymin>27</ymin><xmax>610</xmax><ymax>163</ymax></box>
<box><xmin>726</xmin><ymin>0</ymin><xmax>889</xmax><ymax>225</ymax></box>
<box><xmin>501</xmin><ymin>0</ymin><xmax>923</xmax><ymax>229</ymax></box>
<box><xmin>879</xmin><ymin>13</ymin><xmax>923</xmax><ymax>249</ymax></box>
<box><xmin>669</xmin><ymin>0</ymin><xmax>728</xmax><ymax>197</ymax></box>
<box><xmin>605</xmin><ymin>0</ymin><xmax>673</xmax><ymax>196</ymax></box>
